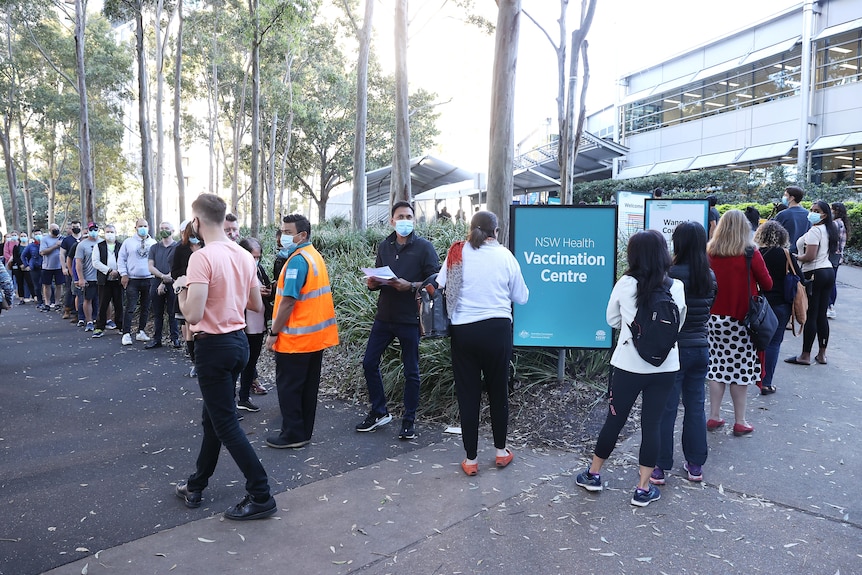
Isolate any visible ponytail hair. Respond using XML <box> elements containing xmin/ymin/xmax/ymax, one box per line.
<box><xmin>468</xmin><ymin>210</ymin><xmax>498</xmax><ymax>249</ymax></box>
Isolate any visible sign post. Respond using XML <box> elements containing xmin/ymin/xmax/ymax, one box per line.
<box><xmin>510</xmin><ymin>205</ymin><xmax>617</xmax><ymax>350</ymax></box>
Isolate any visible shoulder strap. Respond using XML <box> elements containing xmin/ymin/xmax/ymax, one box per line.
<box><xmin>784</xmin><ymin>248</ymin><xmax>794</xmax><ymax>274</ymax></box>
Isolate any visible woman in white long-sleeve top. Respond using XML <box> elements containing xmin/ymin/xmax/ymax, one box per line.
<box><xmin>437</xmin><ymin>211</ymin><xmax>529</xmax><ymax>477</ymax></box>
<box><xmin>576</xmin><ymin>229</ymin><xmax>687</xmax><ymax>507</ymax></box>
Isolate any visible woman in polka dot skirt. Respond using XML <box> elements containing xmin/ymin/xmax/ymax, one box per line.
<box><xmin>705</xmin><ymin>210</ymin><xmax>773</xmax><ymax>437</ymax></box>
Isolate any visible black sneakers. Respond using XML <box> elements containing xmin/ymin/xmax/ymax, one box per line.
<box><xmin>398</xmin><ymin>420</ymin><xmax>416</xmax><ymax>440</ymax></box>
<box><xmin>175</xmin><ymin>482</ymin><xmax>202</xmax><ymax>508</ymax></box>
<box><xmin>355</xmin><ymin>412</ymin><xmax>392</xmax><ymax>432</ymax></box>
<box><xmin>237</xmin><ymin>400</ymin><xmax>260</xmax><ymax>412</ymax></box>
<box><xmin>223</xmin><ymin>494</ymin><xmax>277</xmax><ymax>521</ymax></box>
<box><xmin>631</xmin><ymin>484</ymin><xmax>661</xmax><ymax>507</ymax></box>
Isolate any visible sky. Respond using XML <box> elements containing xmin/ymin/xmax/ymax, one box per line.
<box><xmin>371</xmin><ymin>0</ymin><xmax>802</xmax><ymax>174</ymax></box>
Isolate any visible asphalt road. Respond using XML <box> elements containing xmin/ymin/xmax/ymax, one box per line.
<box><xmin>0</xmin><ymin>304</ymin><xmax>442</xmax><ymax>575</ymax></box>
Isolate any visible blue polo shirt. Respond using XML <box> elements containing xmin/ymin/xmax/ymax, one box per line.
<box><xmin>277</xmin><ymin>242</ymin><xmax>311</xmax><ymax>299</ymax></box>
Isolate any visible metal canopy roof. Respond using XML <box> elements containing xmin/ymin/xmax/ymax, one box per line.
<box><xmin>511</xmin><ymin>132</ymin><xmax>628</xmax><ymax>193</ymax></box>
<box><xmin>364</xmin><ymin>156</ymin><xmax>477</xmax><ymax>208</ymax></box>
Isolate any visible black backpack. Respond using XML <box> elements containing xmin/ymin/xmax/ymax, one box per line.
<box><xmin>628</xmin><ymin>277</ymin><xmax>681</xmax><ymax>367</ymax></box>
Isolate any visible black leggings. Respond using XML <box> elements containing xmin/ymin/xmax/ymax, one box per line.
<box><xmin>451</xmin><ymin>318</ymin><xmax>512</xmax><ymax>460</ymax></box>
<box><xmin>595</xmin><ymin>368</ymin><xmax>675</xmax><ymax>468</ymax></box>
<box><xmin>803</xmin><ymin>267</ymin><xmax>835</xmax><ymax>353</ymax></box>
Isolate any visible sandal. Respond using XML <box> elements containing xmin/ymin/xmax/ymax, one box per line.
<box><xmin>495</xmin><ymin>448</ymin><xmax>514</xmax><ymax>468</ymax></box>
<box><xmin>461</xmin><ymin>460</ymin><xmax>478</xmax><ymax>476</ymax></box>
<box><xmin>760</xmin><ymin>385</ymin><xmax>777</xmax><ymax>395</ymax></box>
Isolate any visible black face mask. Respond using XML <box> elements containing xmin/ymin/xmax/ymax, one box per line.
<box><xmin>72</xmin><ymin>227</ymin><xmax>81</xmax><ymax>234</ymax></box>
<box><xmin>51</xmin><ymin>229</ymin><xmax>60</xmax><ymax>236</ymax></box>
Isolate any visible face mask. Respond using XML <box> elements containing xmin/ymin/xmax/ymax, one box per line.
<box><xmin>88</xmin><ymin>230</ymin><xmax>99</xmax><ymax>239</ymax></box>
<box><xmin>9</xmin><ymin>235</ymin><xmax>17</xmax><ymax>242</ymax></box>
<box><xmin>189</xmin><ymin>237</ymin><xmax>201</xmax><ymax>245</ymax></box>
<box><xmin>137</xmin><ymin>227</ymin><xmax>148</xmax><ymax>237</ymax></box>
<box><xmin>34</xmin><ymin>234</ymin><xmax>42</xmax><ymax>241</ymax></box>
<box><xmin>807</xmin><ymin>211</ymin><xmax>822</xmax><ymax>225</ymax></box>
<box><xmin>105</xmin><ymin>232</ymin><xmax>116</xmax><ymax>242</ymax></box>
<box><xmin>278</xmin><ymin>245</ymin><xmax>296</xmax><ymax>259</ymax></box>
<box><xmin>71</xmin><ymin>227</ymin><xmax>81</xmax><ymax>234</ymax></box>
<box><xmin>781</xmin><ymin>196</ymin><xmax>789</xmax><ymax>206</ymax></box>
<box><xmin>394</xmin><ymin>220</ymin><xmax>414</xmax><ymax>237</ymax></box>
<box><xmin>158</xmin><ymin>230</ymin><xmax>172</xmax><ymax>239</ymax></box>
<box><xmin>51</xmin><ymin>229</ymin><xmax>60</xmax><ymax>236</ymax></box>
<box><xmin>20</xmin><ymin>237</ymin><xmax>27</xmax><ymax>243</ymax></box>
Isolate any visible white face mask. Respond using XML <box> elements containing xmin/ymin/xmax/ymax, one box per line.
<box><xmin>105</xmin><ymin>232</ymin><xmax>116</xmax><ymax>242</ymax></box>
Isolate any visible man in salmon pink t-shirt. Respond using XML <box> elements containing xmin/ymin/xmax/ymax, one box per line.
<box><xmin>173</xmin><ymin>193</ymin><xmax>276</xmax><ymax>521</ymax></box>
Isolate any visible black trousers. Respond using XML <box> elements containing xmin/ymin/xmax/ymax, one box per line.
<box><xmin>595</xmin><ymin>368</ymin><xmax>676</xmax><ymax>468</ymax></box>
<box><xmin>274</xmin><ymin>350</ymin><xmax>323</xmax><ymax>444</ymax></box>
<box><xmin>803</xmin><ymin>267</ymin><xmax>835</xmax><ymax>353</ymax></box>
<box><xmin>451</xmin><ymin>318</ymin><xmax>512</xmax><ymax>460</ymax></box>
<box><xmin>96</xmin><ymin>281</ymin><xmax>124</xmax><ymax>331</ymax></box>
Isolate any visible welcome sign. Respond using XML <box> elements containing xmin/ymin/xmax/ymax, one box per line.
<box><xmin>510</xmin><ymin>205</ymin><xmax>617</xmax><ymax>349</ymax></box>
<box><xmin>644</xmin><ymin>199</ymin><xmax>710</xmax><ymax>249</ymax></box>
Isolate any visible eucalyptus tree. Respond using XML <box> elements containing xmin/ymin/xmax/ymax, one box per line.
<box><xmin>487</xmin><ymin>0</ymin><xmax>520</xmax><ymax>247</ymax></box>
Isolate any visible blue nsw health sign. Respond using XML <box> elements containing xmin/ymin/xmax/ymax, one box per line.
<box><xmin>511</xmin><ymin>205</ymin><xmax>617</xmax><ymax>349</ymax></box>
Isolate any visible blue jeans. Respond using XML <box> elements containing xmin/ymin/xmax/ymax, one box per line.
<box><xmin>763</xmin><ymin>303</ymin><xmax>791</xmax><ymax>389</ymax></box>
<box><xmin>362</xmin><ymin>320</ymin><xmax>421</xmax><ymax>422</ymax></box>
<box><xmin>187</xmin><ymin>331</ymin><xmax>270</xmax><ymax>500</ymax></box>
<box><xmin>657</xmin><ymin>346</ymin><xmax>709</xmax><ymax>470</ymax></box>
<box><xmin>123</xmin><ymin>278</ymin><xmax>151</xmax><ymax>334</ymax></box>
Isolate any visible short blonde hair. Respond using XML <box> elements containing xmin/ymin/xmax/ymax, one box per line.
<box><xmin>707</xmin><ymin>209</ymin><xmax>754</xmax><ymax>257</ymax></box>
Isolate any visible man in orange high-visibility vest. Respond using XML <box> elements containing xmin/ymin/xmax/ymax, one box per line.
<box><xmin>265</xmin><ymin>214</ymin><xmax>339</xmax><ymax>449</ymax></box>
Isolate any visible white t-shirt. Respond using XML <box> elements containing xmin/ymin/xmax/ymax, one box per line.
<box><xmin>437</xmin><ymin>241</ymin><xmax>529</xmax><ymax>325</ymax></box>
<box><xmin>606</xmin><ymin>275</ymin><xmax>687</xmax><ymax>374</ymax></box>
<box><xmin>796</xmin><ymin>224</ymin><xmax>832</xmax><ymax>272</ymax></box>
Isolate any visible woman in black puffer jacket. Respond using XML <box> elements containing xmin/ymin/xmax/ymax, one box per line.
<box><xmin>653</xmin><ymin>222</ymin><xmax>717</xmax><ymax>485</ymax></box>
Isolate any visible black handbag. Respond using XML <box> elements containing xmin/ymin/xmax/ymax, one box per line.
<box><xmin>416</xmin><ymin>273</ymin><xmax>450</xmax><ymax>338</ymax></box>
<box><xmin>743</xmin><ymin>248</ymin><xmax>778</xmax><ymax>351</ymax></box>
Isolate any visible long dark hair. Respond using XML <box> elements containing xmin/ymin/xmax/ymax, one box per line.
<box><xmin>468</xmin><ymin>210</ymin><xmax>498</xmax><ymax>249</ymax></box>
<box><xmin>625</xmin><ymin>229</ymin><xmax>671</xmax><ymax>309</ymax></box>
<box><xmin>813</xmin><ymin>200</ymin><xmax>839</xmax><ymax>256</ymax></box>
<box><xmin>831</xmin><ymin>202</ymin><xmax>851</xmax><ymax>240</ymax></box>
<box><xmin>672</xmin><ymin>221</ymin><xmax>711</xmax><ymax>297</ymax></box>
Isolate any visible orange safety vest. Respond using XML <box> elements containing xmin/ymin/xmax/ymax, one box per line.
<box><xmin>272</xmin><ymin>245</ymin><xmax>339</xmax><ymax>353</ymax></box>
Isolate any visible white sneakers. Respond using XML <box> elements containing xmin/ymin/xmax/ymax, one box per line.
<box><xmin>122</xmin><ymin>333</ymin><xmax>133</xmax><ymax>346</ymax></box>
<box><xmin>135</xmin><ymin>331</ymin><xmax>151</xmax><ymax>342</ymax></box>
<box><xmin>826</xmin><ymin>305</ymin><xmax>837</xmax><ymax>319</ymax></box>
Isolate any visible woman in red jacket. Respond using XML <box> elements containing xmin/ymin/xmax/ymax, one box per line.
<box><xmin>706</xmin><ymin>210</ymin><xmax>773</xmax><ymax>436</ymax></box>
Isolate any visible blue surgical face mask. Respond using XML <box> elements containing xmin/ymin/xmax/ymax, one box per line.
<box><xmin>807</xmin><ymin>211</ymin><xmax>822</xmax><ymax>225</ymax></box>
<box><xmin>394</xmin><ymin>220</ymin><xmax>414</xmax><ymax>237</ymax></box>
<box><xmin>189</xmin><ymin>237</ymin><xmax>201</xmax><ymax>245</ymax></box>
<box><xmin>781</xmin><ymin>196</ymin><xmax>789</xmax><ymax>206</ymax></box>
<box><xmin>34</xmin><ymin>233</ymin><xmax>42</xmax><ymax>241</ymax></box>
<box><xmin>137</xmin><ymin>226</ymin><xmax>148</xmax><ymax>237</ymax></box>
<box><xmin>278</xmin><ymin>244</ymin><xmax>297</xmax><ymax>259</ymax></box>
<box><xmin>9</xmin><ymin>235</ymin><xmax>17</xmax><ymax>242</ymax></box>
<box><xmin>88</xmin><ymin>230</ymin><xmax>99</xmax><ymax>239</ymax></box>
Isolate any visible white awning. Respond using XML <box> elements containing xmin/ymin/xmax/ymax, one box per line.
<box><xmin>739</xmin><ymin>36</ymin><xmax>801</xmax><ymax>65</ymax></box>
<box><xmin>735</xmin><ymin>140</ymin><xmax>797</xmax><ymax>163</ymax></box>
<box><xmin>693</xmin><ymin>58</ymin><xmax>743</xmax><ymax>82</ymax></box>
<box><xmin>617</xmin><ymin>164</ymin><xmax>654</xmax><ymax>179</ymax></box>
<box><xmin>688</xmin><ymin>149</ymin><xmax>743</xmax><ymax>170</ymax></box>
<box><xmin>813</xmin><ymin>18</ymin><xmax>862</xmax><ymax>41</ymax></box>
<box><xmin>647</xmin><ymin>157</ymin><xmax>694</xmax><ymax>175</ymax></box>
<box><xmin>809</xmin><ymin>131</ymin><xmax>862</xmax><ymax>151</ymax></box>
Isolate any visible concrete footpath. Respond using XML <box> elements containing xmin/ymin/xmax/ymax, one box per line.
<box><xmin>41</xmin><ymin>266</ymin><xmax>862</xmax><ymax>575</ymax></box>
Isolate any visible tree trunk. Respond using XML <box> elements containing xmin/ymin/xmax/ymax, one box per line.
<box><xmin>173</xmin><ymin>0</ymin><xmax>186</xmax><ymax>222</ymax></box>
<box><xmin>0</xmin><ymin>126</ymin><xmax>19</xmax><ymax>233</ymax></box>
<box><xmin>136</xmin><ymin>8</ymin><xmax>155</xmax><ymax>226</ymax></box>
<box><xmin>389</xmin><ymin>0</ymin><xmax>411</xmax><ymax>208</ymax></box>
<box><xmin>267</xmin><ymin>108</ymin><xmax>278</xmax><ymax>225</ymax></box>
<box><xmin>17</xmin><ymin>119</ymin><xmax>32</xmax><ymax>231</ymax></box>
<box><xmin>249</xmin><ymin>0</ymin><xmax>260</xmax><ymax>236</ymax></box>
<box><xmin>568</xmin><ymin>41</ymin><xmax>590</xmax><ymax>199</ymax></box>
<box><xmin>487</xmin><ymin>0</ymin><xmax>521</xmax><ymax>247</ymax></box>
<box><xmin>561</xmin><ymin>0</ymin><xmax>596</xmax><ymax>205</ymax></box>
<box><xmin>208</xmin><ymin>26</ymin><xmax>218</xmax><ymax>194</ymax></box>
<box><xmin>154</xmin><ymin>0</ymin><xmax>166</xmax><ymax>226</ymax></box>
<box><xmin>350</xmin><ymin>0</ymin><xmax>373</xmax><ymax>230</ymax></box>
<box><xmin>75</xmin><ymin>0</ymin><xmax>95</xmax><ymax>224</ymax></box>
<box><xmin>47</xmin><ymin>136</ymin><xmax>56</xmax><ymax>225</ymax></box>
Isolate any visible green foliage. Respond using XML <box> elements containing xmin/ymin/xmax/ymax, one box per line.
<box><xmin>314</xmin><ymin>219</ymin><xmax>609</xmax><ymax>420</ymax></box>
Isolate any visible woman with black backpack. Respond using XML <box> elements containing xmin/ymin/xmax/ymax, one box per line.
<box><xmin>575</xmin><ymin>229</ymin><xmax>687</xmax><ymax>507</ymax></box>
<box><xmin>652</xmin><ymin>222</ymin><xmax>716</xmax><ymax>487</ymax></box>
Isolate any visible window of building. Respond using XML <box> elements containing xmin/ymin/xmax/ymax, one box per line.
<box><xmin>812</xmin><ymin>146</ymin><xmax>860</xmax><ymax>189</ymax></box>
<box><xmin>621</xmin><ymin>43</ymin><xmax>802</xmax><ymax>138</ymax></box>
<box><xmin>815</xmin><ymin>29</ymin><xmax>862</xmax><ymax>89</ymax></box>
